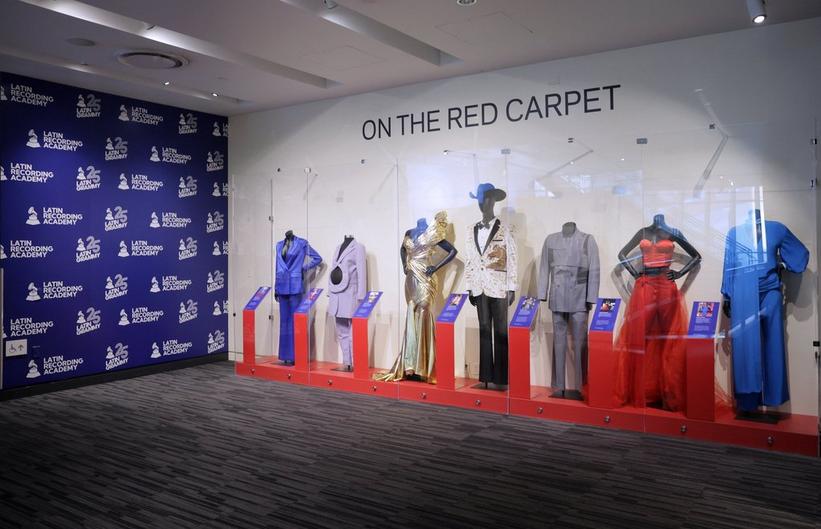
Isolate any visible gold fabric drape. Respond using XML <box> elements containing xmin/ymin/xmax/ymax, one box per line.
<box><xmin>375</xmin><ymin>212</ymin><xmax>448</xmax><ymax>383</ymax></box>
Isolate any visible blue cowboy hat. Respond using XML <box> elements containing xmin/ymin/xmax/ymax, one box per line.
<box><xmin>469</xmin><ymin>183</ymin><xmax>506</xmax><ymax>203</ymax></box>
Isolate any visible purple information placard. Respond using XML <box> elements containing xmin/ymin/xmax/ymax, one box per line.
<box><xmin>688</xmin><ymin>301</ymin><xmax>720</xmax><ymax>337</ymax></box>
<box><xmin>509</xmin><ymin>296</ymin><xmax>539</xmax><ymax>328</ymax></box>
<box><xmin>436</xmin><ymin>293</ymin><xmax>469</xmax><ymax>323</ymax></box>
<box><xmin>244</xmin><ymin>286</ymin><xmax>271</xmax><ymax>311</ymax></box>
<box><xmin>353</xmin><ymin>291</ymin><xmax>383</xmax><ymax>319</ymax></box>
<box><xmin>589</xmin><ymin>298</ymin><xmax>621</xmax><ymax>332</ymax></box>
<box><xmin>294</xmin><ymin>288</ymin><xmax>323</xmax><ymax>314</ymax></box>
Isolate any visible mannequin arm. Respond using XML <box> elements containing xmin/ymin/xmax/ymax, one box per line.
<box><xmin>667</xmin><ymin>233</ymin><xmax>701</xmax><ymax>280</ymax></box>
<box><xmin>618</xmin><ymin>229</ymin><xmax>644</xmax><ymax>279</ymax></box>
<box><xmin>427</xmin><ymin>240</ymin><xmax>457</xmax><ymax>276</ymax></box>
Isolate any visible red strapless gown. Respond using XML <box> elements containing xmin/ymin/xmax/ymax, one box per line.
<box><xmin>613</xmin><ymin>239</ymin><xmax>687</xmax><ymax>411</ymax></box>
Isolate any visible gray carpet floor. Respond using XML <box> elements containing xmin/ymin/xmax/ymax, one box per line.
<box><xmin>0</xmin><ymin>361</ymin><xmax>819</xmax><ymax>529</ymax></box>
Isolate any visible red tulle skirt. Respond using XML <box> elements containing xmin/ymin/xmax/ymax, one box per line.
<box><xmin>614</xmin><ymin>274</ymin><xmax>687</xmax><ymax>411</ymax></box>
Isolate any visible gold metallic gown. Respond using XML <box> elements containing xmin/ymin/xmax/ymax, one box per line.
<box><xmin>375</xmin><ymin>212</ymin><xmax>448</xmax><ymax>383</ymax></box>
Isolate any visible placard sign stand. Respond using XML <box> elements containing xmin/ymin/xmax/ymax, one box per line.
<box><xmin>587</xmin><ymin>298</ymin><xmax>621</xmax><ymax>409</ymax></box>
<box><xmin>293</xmin><ymin>288</ymin><xmax>323</xmax><ymax>372</ymax></box>
<box><xmin>686</xmin><ymin>301</ymin><xmax>719</xmax><ymax>421</ymax></box>
<box><xmin>353</xmin><ymin>291</ymin><xmax>383</xmax><ymax>379</ymax></box>
<box><xmin>433</xmin><ymin>293</ymin><xmax>469</xmax><ymax>390</ymax></box>
<box><xmin>508</xmin><ymin>296</ymin><xmax>540</xmax><ymax>400</ymax></box>
<box><xmin>241</xmin><ymin>286</ymin><xmax>271</xmax><ymax>365</ymax></box>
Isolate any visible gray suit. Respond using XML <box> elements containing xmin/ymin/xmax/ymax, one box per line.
<box><xmin>328</xmin><ymin>239</ymin><xmax>367</xmax><ymax>365</ymax></box>
<box><xmin>537</xmin><ymin>229</ymin><xmax>600</xmax><ymax>391</ymax></box>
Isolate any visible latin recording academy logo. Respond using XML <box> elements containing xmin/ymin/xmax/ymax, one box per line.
<box><xmin>104</xmin><ymin>206</ymin><xmax>128</xmax><ymax>231</ymax></box>
<box><xmin>76</xmin><ymin>235</ymin><xmax>102</xmax><ymax>263</ymax></box>
<box><xmin>118</xmin><ymin>240</ymin><xmax>164</xmax><ymax>257</ymax></box>
<box><xmin>207</xmin><ymin>329</ymin><xmax>226</xmax><ymax>353</ymax></box>
<box><xmin>118</xmin><ymin>172</ymin><xmax>163</xmax><ymax>191</ymax></box>
<box><xmin>3</xmin><ymin>82</ymin><xmax>53</xmax><ymax>107</ymax></box>
<box><xmin>25</xmin><ymin>206</ymin><xmax>83</xmax><ymax>226</ymax></box>
<box><xmin>212</xmin><ymin>299</ymin><xmax>228</xmax><ymax>316</ymax></box>
<box><xmin>178</xmin><ymin>112</ymin><xmax>198</xmax><ymax>134</ymax></box>
<box><xmin>150</xmin><ymin>275</ymin><xmax>192</xmax><ymax>293</ymax></box>
<box><xmin>150</xmin><ymin>211</ymin><xmax>191</xmax><ymax>228</ymax></box>
<box><xmin>76</xmin><ymin>165</ymin><xmax>101</xmax><ymax>191</ymax></box>
<box><xmin>152</xmin><ymin>339</ymin><xmax>193</xmax><ymax>358</ymax></box>
<box><xmin>9</xmin><ymin>315</ymin><xmax>54</xmax><ymax>337</ymax></box>
<box><xmin>212</xmin><ymin>181</ymin><xmax>228</xmax><ymax>197</ymax></box>
<box><xmin>206</xmin><ymin>211</ymin><xmax>225</xmax><ymax>233</ymax></box>
<box><xmin>2</xmin><ymin>162</ymin><xmax>54</xmax><ymax>183</ymax></box>
<box><xmin>105</xmin><ymin>274</ymin><xmax>129</xmax><ymax>300</ymax></box>
<box><xmin>206</xmin><ymin>150</ymin><xmax>225</xmax><ymax>172</ymax></box>
<box><xmin>118</xmin><ymin>306</ymin><xmax>164</xmax><ymax>326</ymax></box>
<box><xmin>212</xmin><ymin>121</ymin><xmax>229</xmax><ymax>137</ymax></box>
<box><xmin>178</xmin><ymin>237</ymin><xmax>198</xmax><ymax>260</ymax></box>
<box><xmin>104</xmin><ymin>136</ymin><xmax>128</xmax><ymax>161</ymax></box>
<box><xmin>150</xmin><ymin>145</ymin><xmax>191</xmax><ymax>164</ymax></box>
<box><xmin>26</xmin><ymin>281</ymin><xmax>83</xmax><ymax>301</ymax></box>
<box><xmin>2</xmin><ymin>240</ymin><xmax>54</xmax><ymax>259</ymax></box>
<box><xmin>105</xmin><ymin>342</ymin><xmax>129</xmax><ymax>371</ymax></box>
<box><xmin>25</xmin><ymin>129</ymin><xmax>83</xmax><ymax>151</ymax></box>
<box><xmin>76</xmin><ymin>307</ymin><xmax>102</xmax><ymax>335</ymax></box>
<box><xmin>178</xmin><ymin>176</ymin><xmax>197</xmax><ymax>198</ymax></box>
<box><xmin>212</xmin><ymin>240</ymin><xmax>228</xmax><ymax>255</ymax></box>
<box><xmin>27</xmin><ymin>355</ymin><xmax>84</xmax><ymax>379</ymax></box>
<box><xmin>118</xmin><ymin>104</ymin><xmax>163</xmax><ymax>125</ymax></box>
<box><xmin>179</xmin><ymin>299</ymin><xmax>199</xmax><ymax>323</ymax></box>
<box><xmin>76</xmin><ymin>93</ymin><xmax>101</xmax><ymax>118</ymax></box>
<box><xmin>206</xmin><ymin>269</ymin><xmax>225</xmax><ymax>293</ymax></box>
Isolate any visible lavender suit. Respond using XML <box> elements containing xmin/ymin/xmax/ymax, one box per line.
<box><xmin>328</xmin><ymin>239</ymin><xmax>367</xmax><ymax>365</ymax></box>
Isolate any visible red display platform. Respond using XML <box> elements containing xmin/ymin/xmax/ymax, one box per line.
<box><xmin>308</xmin><ymin>361</ymin><xmax>398</xmax><ymax>398</ymax></box>
<box><xmin>510</xmin><ymin>386</ymin><xmax>645</xmax><ymax>432</ymax></box>
<box><xmin>397</xmin><ymin>377</ymin><xmax>508</xmax><ymax>413</ymax></box>
<box><xmin>236</xmin><ymin>294</ymin><xmax>818</xmax><ymax>457</ymax></box>
<box><xmin>234</xmin><ymin>357</ymin><xmax>309</xmax><ymax>384</ymax></box>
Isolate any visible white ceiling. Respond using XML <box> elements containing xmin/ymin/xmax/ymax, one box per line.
<box><xmin>1</xmin><ymin>0</ymin><xmax>820</xmax><ymax>117</ymax></box>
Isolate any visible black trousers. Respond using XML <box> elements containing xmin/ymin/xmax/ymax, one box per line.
<box><xmin>476</xmin><ymin>294</ymin><xmax>508</xmax><ymax>385</ymax></box>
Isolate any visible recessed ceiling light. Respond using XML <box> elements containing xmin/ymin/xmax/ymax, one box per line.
<box><xmin>67</xmin><ymin>37</ymin><xmax>96</xmax><ymax>47</ymax></box>
<box><xmin>211</xmin><ymin>92</ymin><xmax>219</xmax><ymax>97</ymax></box>
<box><xmin>117</xmin><ymin>51</ymin><xmax>188</xmax><ymax>70</ymax></box>
<box><xmin>163</xmin><ymin>81</ymin><xmax>171</xmax><ymax>86</ymax></box>
<box><xmin>456</xmin><ymin>0</ymin><xmax>477</xmax><ymax>6</ymax></box>
<box><xmin>753</xmin><ymin>14</ymin><xmax>766</xmax><ymax>24</ymax></box>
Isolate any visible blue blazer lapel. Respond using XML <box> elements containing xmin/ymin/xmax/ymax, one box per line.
<box><xmin>286</xmin><ymin>237</ymin><xmax>306</xmax><ymax>269</ymax></box>
<box><xmin>275</xmin><ymin>240</ymin><xmax>286</xmax><ymax>268</ymax></box>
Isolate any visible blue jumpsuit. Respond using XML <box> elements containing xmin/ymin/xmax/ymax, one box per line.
<box><xmin>721</xmin><ymin>220</ymin><xmax>808</xmax><ymax>411</ymax></box>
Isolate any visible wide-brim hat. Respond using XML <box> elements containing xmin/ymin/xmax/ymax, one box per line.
<box><xmin>469</xmin><ymin>183</ymin><xmax>506</xmax><ymax>203</ymax></box>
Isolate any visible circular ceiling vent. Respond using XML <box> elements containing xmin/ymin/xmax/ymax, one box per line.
<box><xmin>117</xmin><ymin>51</ymin><xmax>189</xmax><ymax>70</ymax></box>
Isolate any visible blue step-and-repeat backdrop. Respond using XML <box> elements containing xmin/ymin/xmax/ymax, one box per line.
<box><xmin>0</xmin><ymin>73</ymin><xmax>229</xmax><ymax>389</ymax></box>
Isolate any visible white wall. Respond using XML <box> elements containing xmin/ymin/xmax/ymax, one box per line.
<box><xmin>228</xmin><ymin>18</ymin><xmax>821</xmax><ymax>415</ymax></box>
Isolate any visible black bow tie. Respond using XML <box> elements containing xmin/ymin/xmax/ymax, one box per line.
<box><xmin>480</xmin><ymin>221</ymin><xmax>492</xmax><ymax>229</ymax></box>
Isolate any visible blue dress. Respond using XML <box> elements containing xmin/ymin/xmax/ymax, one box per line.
<box><xmin>721</xmin><ymin>220</ymin><xmax>808</xmax><ymax>411</ymax></box>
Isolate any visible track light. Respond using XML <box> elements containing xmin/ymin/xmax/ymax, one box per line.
<box><xmin>163</xmin><ymin>81</ymin><xmax>170</xmax><ymax>86</ymax></box>
<box><xmin>211</xmin><ymin>92</ymin><xmax>219</xmax><ymax>97</ymax></box>
<box><xmin>746</xmin><ymin>0</ymin><xmax>766</xmax><ymax>24</ymax></box>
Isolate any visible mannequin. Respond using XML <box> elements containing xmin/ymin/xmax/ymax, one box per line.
<box><xmin>274</xmin><ymin>230</ymin><xmax>322</xmax><ymax>365</ymax></box>
<box><xmin>376</xmin><ymin>212</ymin><xmax>456</xmax><ymax>383</ymax></box>
<box><xmin>465</xmin><ymin>183</ymin><xmax>518</xmax><ymax>389</ymax></box>
<box><xmin>721</xmin><ymin>209</ymin><xmax>808</xmax><ymax>419</ymax></box>
<box><xmin>537</xmin><ymin>221</ymin><xmax>600</xmax><ymax>399</ymax></box>
<box><xmin>328</xmin><ymin>235</ymin><xmax>366</xmax><ymax>372</ymax></box>
<box><xmin>613</xmin><ymin>214</ymin><xmax>700</xmax><ymax>411</ymax></box>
